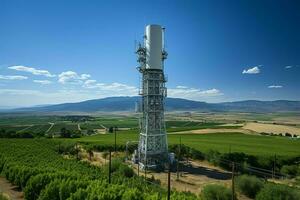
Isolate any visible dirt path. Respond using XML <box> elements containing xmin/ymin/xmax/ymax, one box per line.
<box><xmin>171</xmin><ymin>128</ymin><xmax>255</xmax><ymax>135</ymax></box>
<box><xmin>100</xmin><ymin>124</ymin><xmax>107</xmax><ymax>130</ymax></box>
<box><xmin>46</xmin><ymin>122</ymin><xmax>54</xmax><ymax>133</ymax></box>
<box><xmin>77</xmin><ymin>123</ymin><xmax>81</xmax><ymax>131</ymax></box>
<box><xmin>79</xmin><ymin>149</ymin><xmax>251</xmax><ymax>199</ymax></box>
<box><xmin>0</xmin><ymin>177</ymin><xmax>23</xmax><ymax>200</ymax></box>
<box><xmin>81</xmin><ymin>149</ymin><xmax>232</xmax><ymax>194</ymax></box>
<box><xmin>17</xmin><ymin>125</ymin><xmax>33</xmax><ymax>133</ymax></box>
<box><xmin>129</xmin><ymin>160</ymin><xmax>232</xmax><ymax>194</ymax></box>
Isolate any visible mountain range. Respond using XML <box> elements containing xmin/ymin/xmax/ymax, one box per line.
<box><xmin>5</xmin><ymin>97</ymin><xmax>300</xmax><ymax>113</ymax></box>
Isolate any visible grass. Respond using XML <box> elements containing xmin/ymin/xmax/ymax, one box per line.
<box><xmin>0</xmin><ymin>116</ymin><xmax>62</xmax><ymax>125</ymax></box>
<box><xmin>1</xmin><ymin>114</ymin><xmax>299</xmax><ymax>158</ymax></box>
<box><xmin>19</xmin><ymin>124</ymin><xmax>51</xmax><ymax>133</ymax></box>
<box><xmin>48</xmin><ymin>123</ymin><xmax>79</xmax><ymax>134</ymax></box>
<box><xmin>75</xmin><ymin>131</ymin><xmax>300</xmax><ymax>157</ymax></box>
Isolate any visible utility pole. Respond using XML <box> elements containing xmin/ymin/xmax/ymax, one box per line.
<box><xmin>273</xmin><ymin>154</ymin><xmax>276</xmax><ymax>179</ymax></box>
<box><xmin>137</xmin><ymin>161</ymin><xmax>140</xmax><ymax>176</ymax></box>
<box><xmin>231</xmin><ymin>162</ymin><xmax>235</xmax><ymax>200</ymax></box>
<box><xmin>176</xmin><ymin>137</ymin><xmax>181</xmax><ymax>180</ymax></box>
<box><xmin>144</xmin><ymin>159</ymin><xmax>147</xmax><ymax>181</ymax></box>
<box><xmin>114</xmin><ymin>126</ymin><xmax>117</xmax><ymax>152</ymax></box>
<box><xmin>167</xmin><ymin>161</ymin><xmax>171</xmax><ymax>200</ymax></box>
<box><xmin>76</xmin><ymin>143</ymin><xmax>79</xmax><ymax>160</ymax></box>
<box><xmin>108</xmin><ymin>150</ymin><xmax>111</xmax><ymax>184</ymax></box>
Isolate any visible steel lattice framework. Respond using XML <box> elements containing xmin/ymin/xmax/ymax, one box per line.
<box><xmin>136</xmin><ymin>25</ymin><xmax>169</xmax><ymax>169</ymax></box>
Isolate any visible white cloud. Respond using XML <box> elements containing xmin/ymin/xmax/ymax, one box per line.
<box><xmin>0</xmin><ymin>83</ymin><xmax>225</xmax><ymax>107</ymax></box>
<box><xmin>0</xmin><ymin>86</ymin><xmax>137</xmax><ymax>107</ymax></box>
<box><xmin>8</xmin><ymin>65</ymin><xmax>55</xmax><ymax>77</ymax></box>
<box><xmin>168</xmin><ymin>86</ymin><xmax>223</xmax><ymax>101</ymax></box>
<box><xmin>83</xmin><ymin>79</ymin><xmax>138</xmax><ymax>95</ymax></box>
<box><xmin>0</xmin><ymin>75</ymin><xmax>28</xmax><ymax>80</ymax></box>
<box><xmin>176</xmin><ymin>85</ymin><xmax>188</xmax><ymax>89</ymax></box>
<box><xmin>0</xmin><ymin>89</ymin><xmax>42</xmax><ymax>95</ymax></box>
<box><xmin>285</xmin><ymin>65</ymin><xmax>293</xmax><ymax>69</ymax></box>
<box><xmin>33</xmin><ymin>80</ymin><xmax>52</xmax><ymax>85</ymax></box>
<box><xmin>58</xmin><ymin>71</ymin><xmax>91</xmax><ymax>84</ymax></box>
<box><xmin>198</xmin><ymin>88</ymin><xmax>221</xmax><ymax>95</ymax></box>
<box><xmin>268</xmin><ymin>85</ymin><xmax>283</xmax><ymax>89</ymax></box>
<box><xmin>84</xmin><ymin>80</ymin><xmax>97</xmax><ymax>86</ymax></box>
<box><xmin>242</xmin><ymin>66</ymin><xmax>261</xmax><ymax>74</ymax></box>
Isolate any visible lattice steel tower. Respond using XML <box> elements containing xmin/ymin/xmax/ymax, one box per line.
<box><xmin>136</xmin><ymin>24</ymin><xmax>168</xmax><ymax>169</ymax></box>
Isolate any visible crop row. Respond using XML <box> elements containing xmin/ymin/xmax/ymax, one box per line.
<box><xmin>0</xmin><ymin>139</ymin><xmax>198</xmax><ymax>200</ymax></box>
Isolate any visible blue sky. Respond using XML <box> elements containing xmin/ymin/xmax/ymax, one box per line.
<box><xmin>0</xmin><ymin>0</ymin><xmax>299</xmax><ymax>107</ymax></box>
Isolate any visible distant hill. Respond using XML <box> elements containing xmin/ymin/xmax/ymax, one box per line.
<box><xmin>7</xmin><ymin>97</ymin><xmax>300</xmax><ymax>113</ymax></box>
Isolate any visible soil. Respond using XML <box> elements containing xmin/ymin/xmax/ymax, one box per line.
<box><xmin>0</xmin><ymin>177</ymin><xmax>23</xmax><ymax>200</ymax></box>
<box><xmin>80</xmin><ymin>149</ymin><xmax>254</xmax><ymax>199</ymax></box>
<box><xmin>171</xmin><ymin>128</ymin><xmax>255</xmax><ymax>135</ymax></box>
<box><xmin>127</xmin><ymin>159</ymin><xmax>232</xmax><ymax>194</ymax></box>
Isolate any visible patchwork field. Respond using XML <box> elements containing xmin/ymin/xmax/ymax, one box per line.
<box><xmin>243</xmin><ymin>122</ymin><xmax>300</xmax><ymax>136</ymax></box>
<box><xmin>76</xmin><ymin>131</ymin><xmax>300</xmax><ymax>157</ymax></box>
<box><xmin>1</xmin><ymin>113</ymin><xmax>299</xmax><ymax>157</ymax></box>
<box><xmin>0</xmin><ymin>113</ymin><xmax>300</xmax><ymax>200</ymax></box>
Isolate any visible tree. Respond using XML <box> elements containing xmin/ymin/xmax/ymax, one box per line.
<box><xmin>108</xmin><ymin>127</ymin><xmax>114</xmax><ymax>133</ymax></box>
<box><xmin>201</xmin><ymin>184</ymin><xmax>233</xmax><ymax>200</ymax></box>
<box><xmin>60</xmin><ymin>128</ymin><xmax>71</xmax><ymax>138</ymax></box>
<box><xmin>256</xmin><ymin>183</ymin><xmax>300</xmax><ymax>200</ymax></box>
<box><xmin>236</xmin><ymin>175</ymin><xmax>263</xmax><ymax>198</ymax></box>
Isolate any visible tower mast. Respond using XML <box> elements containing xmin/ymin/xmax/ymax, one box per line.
<box><xmin>136</xmin><ymin>24</ymin><xmax>169</xmax><ymax>170</ymax></box>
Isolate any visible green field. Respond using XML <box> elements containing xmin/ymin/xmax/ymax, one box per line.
<box><xmin>0</xmin><ymin>139</ymin><xmax>196</xmax><ymax>199</ymax></box>
<box><xmin>76</xmin><ymin>131</ymin><xmax>300</xmax><ymax>157</ymax></box>
<box><xmin>0</xmin><ymin>115</ymin><xmax>243</xmax><ymax>135</ymax></box>
<box><xmin>1</xmin><ymin>114</ymin><xmax>299</xmax><ymax>157</ymax></box>
<box><xmin>48</xmin><ymin>123</ymin><xmax>79</xmax><ymax>134</ymax></box>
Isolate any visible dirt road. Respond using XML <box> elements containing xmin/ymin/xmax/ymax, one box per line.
<box><xmin>0</xmin><ymin>177</ymin><xmax>23</xmax><ymax>200</ymax></box>
<box><xmin>171</xmin><ymin>128</ymin><xmax>255</xmax><ymax>135</ymax></box>
<box><xmin>46</xmin><ymin>122</ymin><xmax>54</xmax><ymax>133</ymax></box>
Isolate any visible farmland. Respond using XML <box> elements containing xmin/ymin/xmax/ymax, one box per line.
<box><xmin>0</xmin><ymin>114</ymin><xmax>300</xmax><ymax>157</ymax></box>
<box><xmin>77</xmin><ymin>131</ymin><xmax>300</xmax><ymax>157</ymax></box>
<box><xmin>0</xmin><ymin>113</ymin><xmax>300</xmax><ymax>199</ymax></box>
<box><xmin>0</xmin><ymin>139</ymin><xmax>198</xmax><ymax>200</ymax></box>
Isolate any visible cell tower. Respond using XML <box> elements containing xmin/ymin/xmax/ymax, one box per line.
<box><xmin>136</xmin><ymin>24</ymin><xmax>169</xmax><ymax>169</ymax></box>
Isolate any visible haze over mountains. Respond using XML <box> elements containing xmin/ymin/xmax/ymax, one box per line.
<box><xmin>5</xmin><ymin>97</ymin><xmax>300</xmax><ymax>113</ymax></box>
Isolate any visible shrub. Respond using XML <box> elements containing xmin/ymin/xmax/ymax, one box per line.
<box><xmin>189</xmin><ymin>148</ymin><xmax>205</xmax><ymax>160</ymax></box>
<box><xmin>24</xmin><ymin>172</ymin><xmax>78</xmax><ymax>200</ymax></box>
<box><xmin>205</xmin><ymin>150</ymin><xmax>221</xmax><ymax>166</ymax></box>
<box><xmin>171</xmin><ymin>191</ymin><xmax>199</xmax><ymax>200</ymax></box>
<box><xmin>67</xmin><ymin>188</ymin><xmax>88</xmax><ymax>200</ymax></box>
<box><xmin>57</xmin><ymin>142</ymin><xmax>77</xmax><ymax>155</ymax></box>
<box><xmin>256</xmin><ymin>183</ymin><xmax>300</xmax><ymax>200</ymax></box>
<box><xmin>38</xmin><ymin>179</ymin><xmax>61</xmax><ymax>200</ymax></box>
<box><xmin>201</xmin><ymin>184</ymin><xmax>233</xmax><ymax>200</ymax></box>
<box><xmin>110</xmin><ymin>158</ymin><xmax>122</xmax><ymax>173</ymax></box>
<box><xmin>144</xmin><ymin>193</ymin><xmax>160</xmax><ymax>200</ymax></box>
<box><xmin>118</xmin><ymin>164</ymin><xmax>134</xmax><ymax>178</ymax></box>
<box><xmin>280</xmin><ymin>165</ymin><xmax>298</xmax><ymax>177</ymax></box>
<box><xmin>24</xmin><ymin>173</ymin><xmax>52</xmax><ymax>200</ymax></box>
<box><xmin>219</xmin><ymin>152</ymin><xmax>246</xmax><ymax>170</ymax></box>
<box><xmin>18</xmin><ymin>167</ymin><xmax>40</xmax><ymax>189</ymax></box>
<box><xmin>0</xmin><ymin>193</ymin><xmax>8</xmax><ymax>200</ymax></box>
<box><xmin>122</xmin><ymin>188</ymin><xmax>144</xmax><ymax>200</ymax></box>
<box><xmin>236</xmin><ymin>175</ymin><xmax>264</xmax><ymax>198</ymax></box>
<box><xmin>59</xmin><ymin>179</ymin><xmax>89</xmax><ymax>200</ymax></box>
